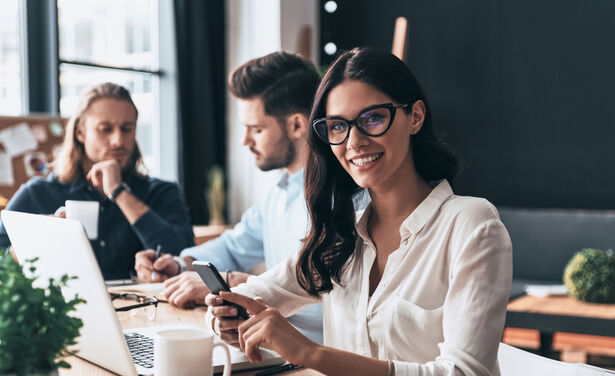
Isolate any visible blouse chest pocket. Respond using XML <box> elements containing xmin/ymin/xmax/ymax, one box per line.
<box><xmin>383</xmin><ymin>294</ymin><xmax>444</xmax><ymax>363</ymax></box>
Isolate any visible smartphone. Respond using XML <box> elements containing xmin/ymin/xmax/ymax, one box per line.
<box><xmin>192</xmin><ymin>261</ymin><xmax>250</xmax><ymax>320</ymax></box>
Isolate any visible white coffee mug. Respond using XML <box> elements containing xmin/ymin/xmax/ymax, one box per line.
<box><xmin>154</xmin><ymin>328</ymin><xmax>231</xmax><ymax>376</ymax></box>
<box><xmin>65</xmin><ymin>200</ymin><xmax>99</xmax><ymax>240</ymax></box>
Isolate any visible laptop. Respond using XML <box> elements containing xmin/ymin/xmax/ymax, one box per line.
<box><xmin>1</xmin><ymin>210</ymin><xmax>285</xmax><ymax>376</ymax></box>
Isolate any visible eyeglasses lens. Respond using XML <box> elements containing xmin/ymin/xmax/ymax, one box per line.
<box><xmin>357</xmin><ymin>108</ymin><xmax>390</xmax><ymax>134</ymax></box>
<box><xmin>143</xmin><ymin>298</ymin><xmax>157</xmax><ymax>320</ymax></box>
<box><xmin>316</xmin><ymin>107</ymin><xmax>391</xmax><ymax>144</ymax></box>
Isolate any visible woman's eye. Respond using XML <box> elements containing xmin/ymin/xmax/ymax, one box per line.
<box><xmin>362</xmin><ymin>113</ymin><xmax>385</xmax><ymax>126</ymax></box>
<box><xmin>329</xmin><ymin>122</ymin><xmax>347</xmax><ymax>133</ymax></box>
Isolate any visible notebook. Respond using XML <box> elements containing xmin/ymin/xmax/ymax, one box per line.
<box><xmin>1</xmin><ymin>210</ymin><xmax>285</xmax><ymax>376</ymax></box>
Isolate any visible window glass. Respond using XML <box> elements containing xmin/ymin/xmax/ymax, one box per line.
<box><xmin>57</xmin><ymin>0</ymin><xmax>158</xmax><ymax>70</ymax></box>
<box><xmin>59</xmin><ymin>64</ymin><xmax>157</xmax><ymax>172</ymax></box>
<box><xmin>0</xmin><ymin>0</ymin><xmax>23</xmax><ymax>115</ymax></box>
<box><xmin>57</xmin><ymin>0</ymin><xmax>160</xmax><ymax>174</ymax></box>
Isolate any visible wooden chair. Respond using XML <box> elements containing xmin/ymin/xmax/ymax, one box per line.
<box><xmin>392</xmin><ymin>17</ymin><xmax>408</xmax><ymax>62</ymax></box>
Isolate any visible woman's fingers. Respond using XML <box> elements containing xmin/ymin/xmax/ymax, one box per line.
<box><xmin>209</xmin><ymin>304</ymin><xmax>240</xmax><ymax>317</ymax></box>
<box><xmin>239</xmin><ymin>319</ymin><xmax>268</xmax><ymax>362</ymax></box>
<box><xmin>219</xmin><ymin>291</ymin><xmax>266</xmax><ymax>315</ymax></box>
<box><xmin>205</xmin><ymin>293</ymin><xmax>223</xmax><ymax>306</ymax></box>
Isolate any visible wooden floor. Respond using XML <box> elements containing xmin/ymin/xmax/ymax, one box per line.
<box><xmin>503</xmin><ymin>328</ymin><xmax>615</xmax><ymax>367</ymax></box>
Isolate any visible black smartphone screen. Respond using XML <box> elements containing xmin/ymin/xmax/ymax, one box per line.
<box><xmin>192</xmin><ymin>261</ymin><xmax>250</xmax><ymax>319</ymax></box>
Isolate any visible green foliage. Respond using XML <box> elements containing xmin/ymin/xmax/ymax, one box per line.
<box><xmin>0</xmin><ymin>255</ymin><xmax>85</xmax><ymax>375</ymax></box>
<box><xmin>563</xmin><ymin>248</ymin><xmax>615</xmax><ymax>303</ymax></box>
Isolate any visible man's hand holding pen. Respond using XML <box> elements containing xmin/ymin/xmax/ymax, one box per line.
<box><xmin>134</xmin><ymin>246</ymin><xmax>181</xmax><ymax>282</ymax></box>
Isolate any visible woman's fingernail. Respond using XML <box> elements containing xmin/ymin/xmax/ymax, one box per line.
<box><xmin>216</xmin><ymin>296</ymin><xmax>222</xmax><ymax>303</ymax></box>
<box><xmin>230</xmin><ymin>308</ymin><xmax>237</xmax><ymax>316</ymax></box>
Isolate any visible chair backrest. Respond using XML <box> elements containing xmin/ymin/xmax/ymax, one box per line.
<box><xmin>498</xmin><ymin>343</ymin><xmax>615</xmax><ymax>376</ymax></box>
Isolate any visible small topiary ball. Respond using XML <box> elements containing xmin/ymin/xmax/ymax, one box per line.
<box><xmin>563</xmin><ymin>248</ymin><xmax>615</xmax><ymax>303</ymax></box>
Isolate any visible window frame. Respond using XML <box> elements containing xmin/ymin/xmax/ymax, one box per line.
<box><xmin>22</xmin><ymin>0</ymin><xmax>178</xmax><ymax>180</ymax></box>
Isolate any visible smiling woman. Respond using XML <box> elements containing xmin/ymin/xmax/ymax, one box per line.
<box><xmin>207</xmin><ymin>48</ymin><xmax>512</xmax><ymax>376</ymax></box>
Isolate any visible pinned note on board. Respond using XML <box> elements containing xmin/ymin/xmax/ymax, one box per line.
<box><xmin>31</xmin><ymin>124</ymin><xmax>49</xmax><ymax>143</ymax></box>
<box><xmin>23</xmin><ymin>151</ymin><xmax>49</xmax><ymax>177</ymax></box>
<box><xmin>0</xmin><ymin>152</ymin><xmax>14</xmax><ymax>186</ymax></box>
<box><xmin>50</xmin><ymin>121</ymin><xmax>64</xmax><ymax>137</ymax></box>
<box><xmin>0</xmin><ymin>123</ymin><xmax>38</xmax><ymax>157</ymax></box>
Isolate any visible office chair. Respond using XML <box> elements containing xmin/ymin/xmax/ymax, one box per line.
<box><xmin>498</xmin><ymin>343</ymin><xmax>614</xmax><ymax>376</ymax></box>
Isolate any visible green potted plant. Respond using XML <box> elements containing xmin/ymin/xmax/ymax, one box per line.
<box><xmin>563</xmin><ymin>248</ymin><xmax>615</xmax><ymax>303</ymax></box>
<box><xmin>0</xmin><ymin>254</ymin><xmax>85</xmax><ymax>376</ymax></box>
<box><xmin>205</xmin><ymin>165</ymin><xmax>226</xmax><ymax>225</ymax></box>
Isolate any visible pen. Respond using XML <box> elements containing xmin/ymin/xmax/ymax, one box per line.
<box><xmin>104</xmin><ymin>279</ymin><xmax>135</xmax><ymax>287</ymax></box>
<box><xmin>150</xmin><ymin>244</ymin><xmax>162</xmax><ymax>280</ymax></box>
<box><xmin>254</xmin><ymin>363</ymin><xmax>301</xmax><ymax>376</ymax></box>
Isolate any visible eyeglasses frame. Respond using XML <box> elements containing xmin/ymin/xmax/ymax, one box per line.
<box><xmin>112</xmin><ymin>292</ymin><xmax>158</xmax><ymax>312</ymax></box>
<box><xmin>312</xmin><ymin>102</ymin><xmax>409</xmax><ymax>145</ymax></box>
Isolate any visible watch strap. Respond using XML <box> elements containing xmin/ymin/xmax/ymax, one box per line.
<box><xmin>108</xmin><ymin>182</ymin><xmax>131</xmax><ymax>202</ymax></box>
<box><xmin>173</xmin><ymin>256</ymin><xmax>187</xmax><ymax>274</ymax></box>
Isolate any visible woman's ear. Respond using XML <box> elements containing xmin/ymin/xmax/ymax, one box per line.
<box><xmin>409</xmin><ymin>100</ymin><xmax>426</xmax><ymax>135</ymax></box>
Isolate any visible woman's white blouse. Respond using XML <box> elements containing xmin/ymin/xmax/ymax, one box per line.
<box><xmin>232</xmin><ymin>180</ymin><xmax>512</xmax><ymax>376</ymax></box>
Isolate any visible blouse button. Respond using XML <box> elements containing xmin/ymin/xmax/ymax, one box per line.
<box><xmin>100</xmin><ymin>240</ymin><xmax>106</xmax><ymax>247</ymax></box>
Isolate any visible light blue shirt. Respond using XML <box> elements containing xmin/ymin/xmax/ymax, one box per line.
<box><xmin>181</xmin><ymin>169</ymin><xmax>323</xmax><ymax>343</ymax></box>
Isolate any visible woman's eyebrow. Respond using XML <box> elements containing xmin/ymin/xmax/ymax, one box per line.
<box><xmin>327</xmin><ymin>105</ymin><xmax>375</xmax><ymax>120</ymax></box>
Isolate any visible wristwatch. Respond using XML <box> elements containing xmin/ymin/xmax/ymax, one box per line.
<box><xmin>108</xmin><ymin>182</ymin><xmax>131</xmax><ymax>202</ymax></box>
<box><xmin>173</xmin><ymin>256</ymin><xmax>187</xmax><ymax>274</ymax></box>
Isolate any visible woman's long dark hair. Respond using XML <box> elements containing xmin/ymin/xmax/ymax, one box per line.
<box><xmin>296</xmin><ymin>47</ymin><xmax>458</xmax><ymax>297</ymax></box>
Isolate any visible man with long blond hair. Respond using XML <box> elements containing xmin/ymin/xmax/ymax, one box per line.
<box><xmin>0</xmin><ymin>82</ymin><xmax>194</xmax><ymax>279</ymax></box>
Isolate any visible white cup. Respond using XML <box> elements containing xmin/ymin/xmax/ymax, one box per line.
<box><xmin>65</xmin><ymin>200</ymin><xmax>99</xmax><ymax>240</ymax></box>
<box><xmin>154</xmin><ymin>328</ymin><xmax>231</xmax><ymax>376</ymax></box>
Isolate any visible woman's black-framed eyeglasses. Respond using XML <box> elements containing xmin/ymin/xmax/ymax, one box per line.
<box><xmin>112</xmin><ymin>292</ymin><xmax>158</xmax><ymax>320</ymax></box>
<box><xmin>312</xmin><ymin>103</ymin><xmax>409</xmax><ymax>145</ymax></box>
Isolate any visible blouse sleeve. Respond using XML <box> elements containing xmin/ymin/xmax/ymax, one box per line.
<box><xmin>232</xmin><ymin>252</ymin><xmax>321</xmax><ymax>316</ymax></box>
<box><xmin>205</xmin><ymin>252</ymin><xmax>320</xmax><ymax>331</ymax></box>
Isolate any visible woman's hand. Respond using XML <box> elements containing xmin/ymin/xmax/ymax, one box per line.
<box><xmin>205</xmin><ymin>292</ymin><xmax>247</xmax><ymax>348</ymax></box>
<box><xmin>213</xmin><ymin>291</ymin><xmax>320</xmax><ymax>365</ymax></box>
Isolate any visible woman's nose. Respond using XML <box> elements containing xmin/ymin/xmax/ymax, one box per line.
<box><xmin>346</xmin><ymin>124</ymin><xmax>369</xmax><ymax>150</ymax></box>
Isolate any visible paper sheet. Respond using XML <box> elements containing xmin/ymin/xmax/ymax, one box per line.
<box><xmin>52</xmin><ymin>144</ymin><xmax>63</xmax><ymax>160</ymax></box>
<box><xmin>0</xmin><ymin>123</ymin><xmax>38</xmax><ymax>157</ymax></box>
<box><xmin>0</xmin><ymin>152</ymin><xmax>14</xmax><ymax>186</ymax></box>
<box><xmin>525</xmin><ymin>284</ymin><xmax>568</xmax><ymax>297</ymax></box>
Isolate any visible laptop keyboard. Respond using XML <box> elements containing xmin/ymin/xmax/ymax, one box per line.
<box><xmin>124</xmin><ymin>332</ymin><xmax>154</xmax><ymax>369</ymax></box>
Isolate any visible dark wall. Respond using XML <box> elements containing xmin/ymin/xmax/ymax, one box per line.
<box><xmin>320</xmin><ymin>0</ymin><xmax>615</xmax><ymax>210</ymax></box>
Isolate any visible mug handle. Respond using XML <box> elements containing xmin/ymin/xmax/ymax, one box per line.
<box><xmin>213</xmin><ymin>342</ymin><xmax>231</xmax><ymax>376</ymax></box>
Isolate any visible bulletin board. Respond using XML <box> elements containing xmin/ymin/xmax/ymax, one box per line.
<box><xmin>0</xmin><ymin>116</ymin><xmax>67</xmax><ymax>208</ymax></box>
